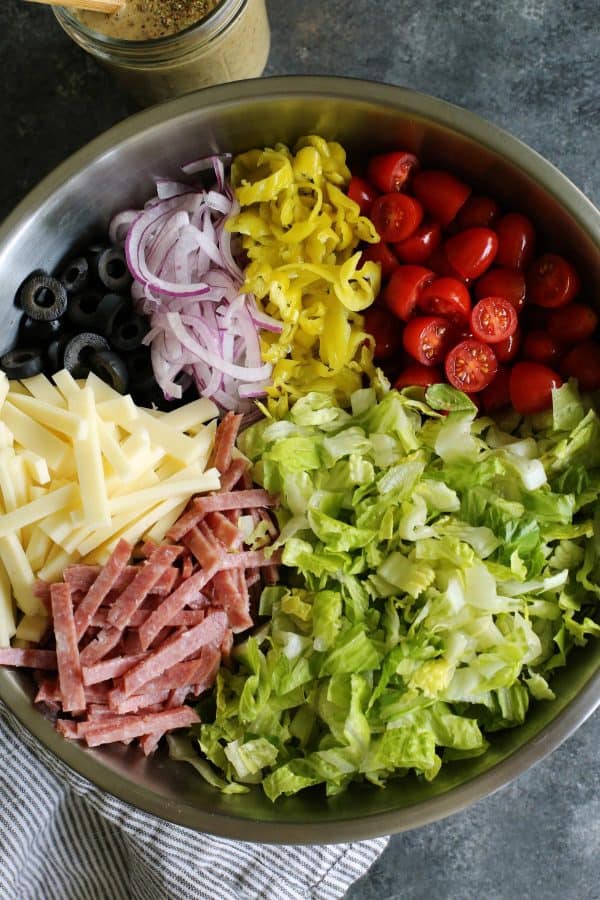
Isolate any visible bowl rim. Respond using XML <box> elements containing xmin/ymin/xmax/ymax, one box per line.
<box><xmin>0</xmin><ymin>75</ymin><xmax>598</xmax><ymax>843</ymax></box>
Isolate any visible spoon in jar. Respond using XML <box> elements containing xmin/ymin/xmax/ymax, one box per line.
<box><xmin>25</xmin><ymin>0</ymin><xmax>124</xmax><ymax>12</ymax></box>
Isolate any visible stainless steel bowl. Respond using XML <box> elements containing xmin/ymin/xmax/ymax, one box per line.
<box><xmin>0</xmin><ymin>76</ymin><xmax>598</xmax><ymax>844</ymax></box>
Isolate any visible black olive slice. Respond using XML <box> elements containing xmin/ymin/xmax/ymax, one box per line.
<box><xmin>19</xmin><ymin>273</ymin><xmax>68</xmax><ymax>321</ymax></box>
<box><xmin>97</xmin><ymin>248</ymin><xmax>132</xmax><ymax>292</ymax></box>
<box><xmin>59</xmin><ymin>256</ymin><xmax>89</xmax><ymax>294</ymax></box>
<box><xmin>63</xmin><ymin>333</ymin><xmax>110</xmax><ymax>378</ymax></box>
<box><xmin>109</xmin><ymin>313</ymin><xmax>149</xmax><ymax>352</ymax></box>
<box><xmin>18</xmin><ymin>315</ymin><xmax>64</xmax><ymax>345</ymax></box>
<box><xmin>89</xmin><ymin>350</ymin><xmax>129</xmax><ymax>394</ymax></box>
<box><xmin>46</xmin><ymin>336</ymin><xmax>72</xmax><ymax>375</ymax></box>
<box><xmin>0</xmin><ymin>349</ymin><xmax>44</xmax><ymax>379</ymax></box>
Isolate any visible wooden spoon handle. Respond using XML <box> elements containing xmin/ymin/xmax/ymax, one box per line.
<box><xmin>25</xmin><ymin>0</ymin><xmax>123</xmax><ymax>12</ymax></box>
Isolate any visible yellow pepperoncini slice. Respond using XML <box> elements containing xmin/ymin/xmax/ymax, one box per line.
<box><xmin>228</xmin><ymin>135</ymin><xmax>381</xmax><ymax>414</ymax></box>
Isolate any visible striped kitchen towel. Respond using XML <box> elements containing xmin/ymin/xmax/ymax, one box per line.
<box><xmin>0</xmin><ymin>703</ymin><xmax>387</xmax><ymax>900</ymax></box>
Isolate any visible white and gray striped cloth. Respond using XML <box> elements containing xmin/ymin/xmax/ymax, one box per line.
<box><xmin>0</xmin><ymin>702</ymin><xmax>387</xmax><ymax>900</ymax></box>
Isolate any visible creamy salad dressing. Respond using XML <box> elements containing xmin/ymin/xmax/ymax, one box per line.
<box><xmin>76</xmin><ymin>0</ymin><xmax>220</xmax><ymax>40</ymax></box>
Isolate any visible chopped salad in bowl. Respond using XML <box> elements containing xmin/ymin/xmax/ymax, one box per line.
<box><xmin>0</xmin><ymin>111</ymin><xmax>598</xmax><ymax>814</ymax></box>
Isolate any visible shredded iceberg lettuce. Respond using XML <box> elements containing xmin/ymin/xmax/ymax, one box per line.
<box><xmin>180</xmin><ymin>381</ymin><xmax>599</xmax><ymax>800</ymax></box>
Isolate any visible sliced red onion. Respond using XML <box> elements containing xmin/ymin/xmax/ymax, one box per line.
<box><xmin>108</xmin><ymin>210</ymin><xmax>138</xmax><ymax>247</ymax></box>
<box><xmin>109</xmin><ymin>153</ymin><xmax>274</xmax><ymax>413</ymax></box>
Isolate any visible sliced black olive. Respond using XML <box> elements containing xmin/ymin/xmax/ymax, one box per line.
<box><xmin>19</xmin><ymin>273</ymin><xmax>68</xmax><ymax>321</ymax></box>
<box><xmin>89</xmin><ymin>349</ymin><xmax>129</xmax><ymax>394</ymax></box>
<box><xmin>59</xmin><ymin>256</ymin><xmax>89</xmax><ymax>294</ymax></box>
<box><xmin>0</xmin><ymin>349</ymin><xmax>44</xmax><ymax>379</ymax></box>
<box><xmin>97</xmin><ymin>247</ymin><xmax>132</xmax><ymax>292</ymax></box>
<box><xmin>46</xmin><ymin>336</ymin><xmax>72</xmax><ymax>374</ymax></box>
<box><xmin>100</xmin><ymin>293</ymin><xmax>131</xmax><ymax>336</ymax></box>
<box><xmin>63</xmin><ymin>333</ymin><xmax>110</xmax><ymax>378</ymax></box>
<box><xmin>66</xmin><ymin>291</ymin><xmax>130</xmax><ymax>333</ymax></box>
<box><xmin>18</xmin><ymin>315</ymin><xmax>64</xmax><ymax>345</ymax></box>
<box><xmin>109</xmin><ymin>313</ymin><xmax>149</xmax><ymax>352</ymax></box>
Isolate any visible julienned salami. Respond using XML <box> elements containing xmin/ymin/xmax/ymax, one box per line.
<box><xmin>209</xmin><ymin>411</ymin><xmax>243</xmax><ymax>474</ymax></box>
<box><xmin>73</xmin><ymin>539</ymin><xmax>131</xmax><ymax>640</ymax></box>
<box><xmin>84</xmin><ymin>706</ymin><xmax>200</xmax><ymax>747</ymax></box>
<box><xmin>167</xmin><ymin>489</ymin><xmax>276</xmax><ymax>541</ymax></box>
<box><xmin>0</xmin><ymin>648</ymin><xmax>57</xmax><ymax>669</ymax></box>
<box><xmin>122</xmin><ymin>611</ymin><xmax>228</xmax><ymax>697</ymax></box>
<box><xmin>51</xmin><ymin>583</ymin><xmax>86</xmax><ymax>714</ymax></box>
<box><xmin>1</xmin><ymin>421</ymin><xmax>280</xmax><ymax>758</ymax></box>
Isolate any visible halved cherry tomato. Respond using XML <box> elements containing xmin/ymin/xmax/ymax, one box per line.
<box><xmin>370</xmin><ymin>194</ymin><xmax>424</xmax><ymax>243</ymax></box>
<box><xmin>385</xmin><ymin>265</ymin><xmax>435</xmax><ymax>321</ymax></box>
<box><xmin>481</xmin><ymin>366</ymin><xmax>511</xmax><ymax>412</ymax></box>
<box><xmin>494</xmin><ymin>325</ymin><xmax>521</xmax><ymax>363</ymax></box>
<box><xmin>363</xmin><ymin>305</ymin><xmax>404</xmax><ymax>360</ymax></box>
<box><xmin>411</xmin><ymin>170</ymin><xmax>471</xmax><ymax>227</ymax></box>
<box><xmin>521</xmin><ymin>330</ymin><xmax>561</xmax><ymax>366</ymax></box>
<box><xmin>367</xmin><ymin>151</ymin><xmax>420</xmax><ymax>193</ymax></box>
<box><xmin>348</xmin><ymin>175</ymin><xmax>379</xmax><ymax>215</ymax></box>
<box><xmin>444</xmin><ymin>228</ymin><xmax>498</xmax><ymax>280</ymax></box>
<box><xmin>454</xmin><ymin>195</ymin><xmax>501</xmax><ymax>231</ymax></box>
<box><xmin>425</xmin><ymin>247</ymin><xmax>463</xmax><ymax>280</ymax></box>
<box><xmin>445</xmin><ymin>339</ymin><xmax>498</xmax><ymax>393</ymax></box>
<box><xmin>560</xmin><ymin>341</ymin><xmax>600</xmax><ymax>391</ymax></box>
<box><xmin>547</xmin><ymin>303</ymin><xmax>598</xmax><ymax>346</ymax></box>
<box><xmin>474</xmin><ymin>267</ymin><xmax>527</xmax><ymax>313</ymax></box>
<box><xmin>509</xmin><ymin>361</ymin><xmax>562</xmax><ymax>414</ymax></box>
<box><xmin>494</xmin><ymin>213</ymin><xmax>536</xmax><ymax>270</ymax></box>
<box><xmin>394</xmin><ymin>363</ymin><xmax>443</xmax><ymax>389</ymax></box>
<box><xmin>402</xmin><ymin>316</ymin><xmax>457</xmax><ymax>366</ymax></box>
<box><xmin>471</xmin><ymin>296</ymin><xmax>518</xmax><ymax>344</ymax></box>
<box><xmin>394</xmin><ymin>221</ymin><xmax>441</xmax><ymax>265</ymax></box>
<box><xmin>527</xmin><ymin>254</ymin><xmax>581</xmax><ymax>307</ymax></box>
<box><xmin>417</xmin><ymin>277</ymin><xmax>471</xmax><ymax>323</ymax></box>
<box><xmin>361</xmin><ymin>241</ymin><xmax>399</xmax><ymax>280</ymax></box>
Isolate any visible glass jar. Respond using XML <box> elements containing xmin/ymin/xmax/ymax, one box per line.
<box><xmin>54</xmin><ymin>0</ymin><xmax>270</xmax><ymax>107</ymax></box>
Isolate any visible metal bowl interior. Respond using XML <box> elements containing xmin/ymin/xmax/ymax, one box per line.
<box><xmin>0</xmin><ymin>76</ymin><xmax>598</xmax><ymax>844</ymax></box>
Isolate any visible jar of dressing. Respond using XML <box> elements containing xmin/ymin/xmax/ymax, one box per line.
<box><xmin>54</xmin><ymin>0</ymin><xmax>270</xmax><ymax>106</ymax></box>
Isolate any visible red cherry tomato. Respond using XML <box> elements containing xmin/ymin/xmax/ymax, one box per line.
<box><xmin>560</xmin><ymin>342</ymin><xmax>600</xmax><ymax>391</ymax></box>
<box><xmin>445</xmin><ymin>339</ymin><xmax>498</xmax><ymax>393</ymax></box>
<box><xmin>481</xmin><ymin>366</ymin><xmax>511</xmax><ymax>412</ymax></box>
<box><xmin>509</xmin><ymin>361</ymin><xmax>562</xmax><ymax>414</ymax></box>
<box><xmin>370</xmin><ymin>194</ymin><xmax>424</xmax><ymax>243</ymax></box>
<box><xmin>521</xmin><ymin>330</ymin><xmax>562</xmax><ymax>366</ymax></box>
<box><xmin>361</xmin><ymin>241</ymin><xmax>399</xmax><ymax>280</ymax></box>
<box><xmin>367</xmin><ymin>151</ymin><xmax>420</xmax><ymax>193</ymax></box>
<box><xmin>444</xmin><ymin>228</ymin><xmax>498</xmax><ymax>280</ymax></box>
<box><xmin>474</xmin><ymin>267</ymin><xmax>527</xmax><ymax>313</ymax></box>
<box><xmin>546</xmin><ymin>303</ymin><xmax>598</xmax><ymax>346</ymax></box>
<box><xmin>348</xmin><ymin>175</ymin><xmax>379</xmax><ymax>215</ymax></box>
<box><xmin>384</xmin><ymin>265</ymin><xmax>435</xmax><ymax>321</ymax></box>
<box><xmin>470</xmin><ymin>296</ymin><xmax>518</xmax><ymax>345</ymax></box>
<box><xmin>454</xmin><ymin>195</ymin><xmax>501</xmax><ymax>230</ymax></box>
<box><xmin>495</xmin><ymin>213</ymin><xmax>536</xmax><ymax>270</ymax></box>
<box><xmin>394</xmin><ymin>221</ymin><xmax>441</xmax><ymax>265</ymax></box>
<box><xmin>411</xmin><ymin>170</ymin><xmax>471</xmax><ymax>227</ymax></box>
<box><xmin>363</xmin><ymin>305</ymin><xmax>404</xmax><ymax>360</ymax></box>
<box><xmin>527</xmin><ymin>254</ymin><xmax>581</xmax><ymax>307</ymax></box>
<box><xmin>494</xmin><ymin>325</ymin><xmax>521</xmax><ymax>363</ymax></box>
<box><xmin>402</xmin><ymin>316</ymin><xmax>457</xmax><ymax>366</ymax></box>
<box><xmin>394</xmin><ymin>363</ymin><xmax>443</xmax><ymax>389</ymax></box>
<box><xmin>417</xmin><ymin>277</ymin><xmax>471</xmax><ymax>323</ymax></box>
<box><xmin>425</xmin><ymin>247</ymin><xmax>463</xmax><ymax>280</ymax></box>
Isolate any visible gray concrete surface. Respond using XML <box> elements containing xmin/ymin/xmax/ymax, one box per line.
<box><xmin>1</xmin><ymin>0</ymin><xmax>598</xmax><ymax>896</ymax></box>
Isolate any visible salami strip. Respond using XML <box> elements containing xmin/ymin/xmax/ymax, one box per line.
<box><xmin>218</xmin><ymin>457</ymin><xmax>249</xmax><ymax>493</ymax></box>
<box><xmin>107</xmin><ymin>544</ymin><xmax>182</xmax><ymax>631</ymax></box>
<box><xmin>118</xmin><ymin>655</ymin><xmax>208</xmax><ymax>701</ymax></box>
<box><xmin>73</xmin><ymin>539</ymin><xmax>132</xmax><ymax>640</ymax></box>
<box><xmin>152</xmin><ymin>566</ymin><xmax>179</xmax><ymax>596</ymax></box>
<box><xmin>205</xmin><ymin>511</ymin><xmax>242</xmax><ymax>550</ymax></box>
<box><xmin>212</xmin><ymin>569</ymin><xmax>253</xmax><ymax>633</ymax></box>
<box><xmin>79</xmin><ymin>625</ymin><xmax>123</xmax><ymax>667</ymax></box>
<box><xmin>51</xmin><ymin>583</ymin><xmax>86</xmax><ymax>714</ymax></box>
<box><xmin>138</xmin><ymin>564</ymin><xmax>219</xmax><ymax>650</ymax></box>
<box><xmin>210</xmin><ymin>411</ymin><xmax>243</xmax><ymax>474</ymax></box>
<box><xmin>182</xmin><ymin>525</ymin><xmax>221</xmax><ymax>570</ymax></box>
<box><xmin>84</xmin><ymin>706</ymin><xmax>200</xmax><ymax>747</ymax></box>
<box><xmin>56</xmin><ymin>718</ymin><xmax>79</xmax><ymax>740</ymax></box>
<box><xmin>123</xmin><ymin>611</ymin><xmax>228</xmax><ymax>697</ymax></box>
<box><xmin>0</xmin><ymin>648</ymin><xmax>57</xmax><ymax>669</ymax></box>
<box><xmin>190</xmin><ymin>645</ymin><xmax>221</xmax><ymax>695</ymax></box>
<box><xmin>65</xmin><ymin>564</ymin><xmax>138</xmax><ymax>595</ymax></box>
<box><xmin>167</xmin><ymin>490</ymin><xmax>277</xmax><ymax>541</ymax></box>
<box><xmin>82</xmin><ymin>653</ymin><xmax>148</xmax><ymax>686</ymax></box>
<box><xmin>111</xmin><ymin>689</ymin><xmax>171</xmax><ymax>716</ymax></box>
